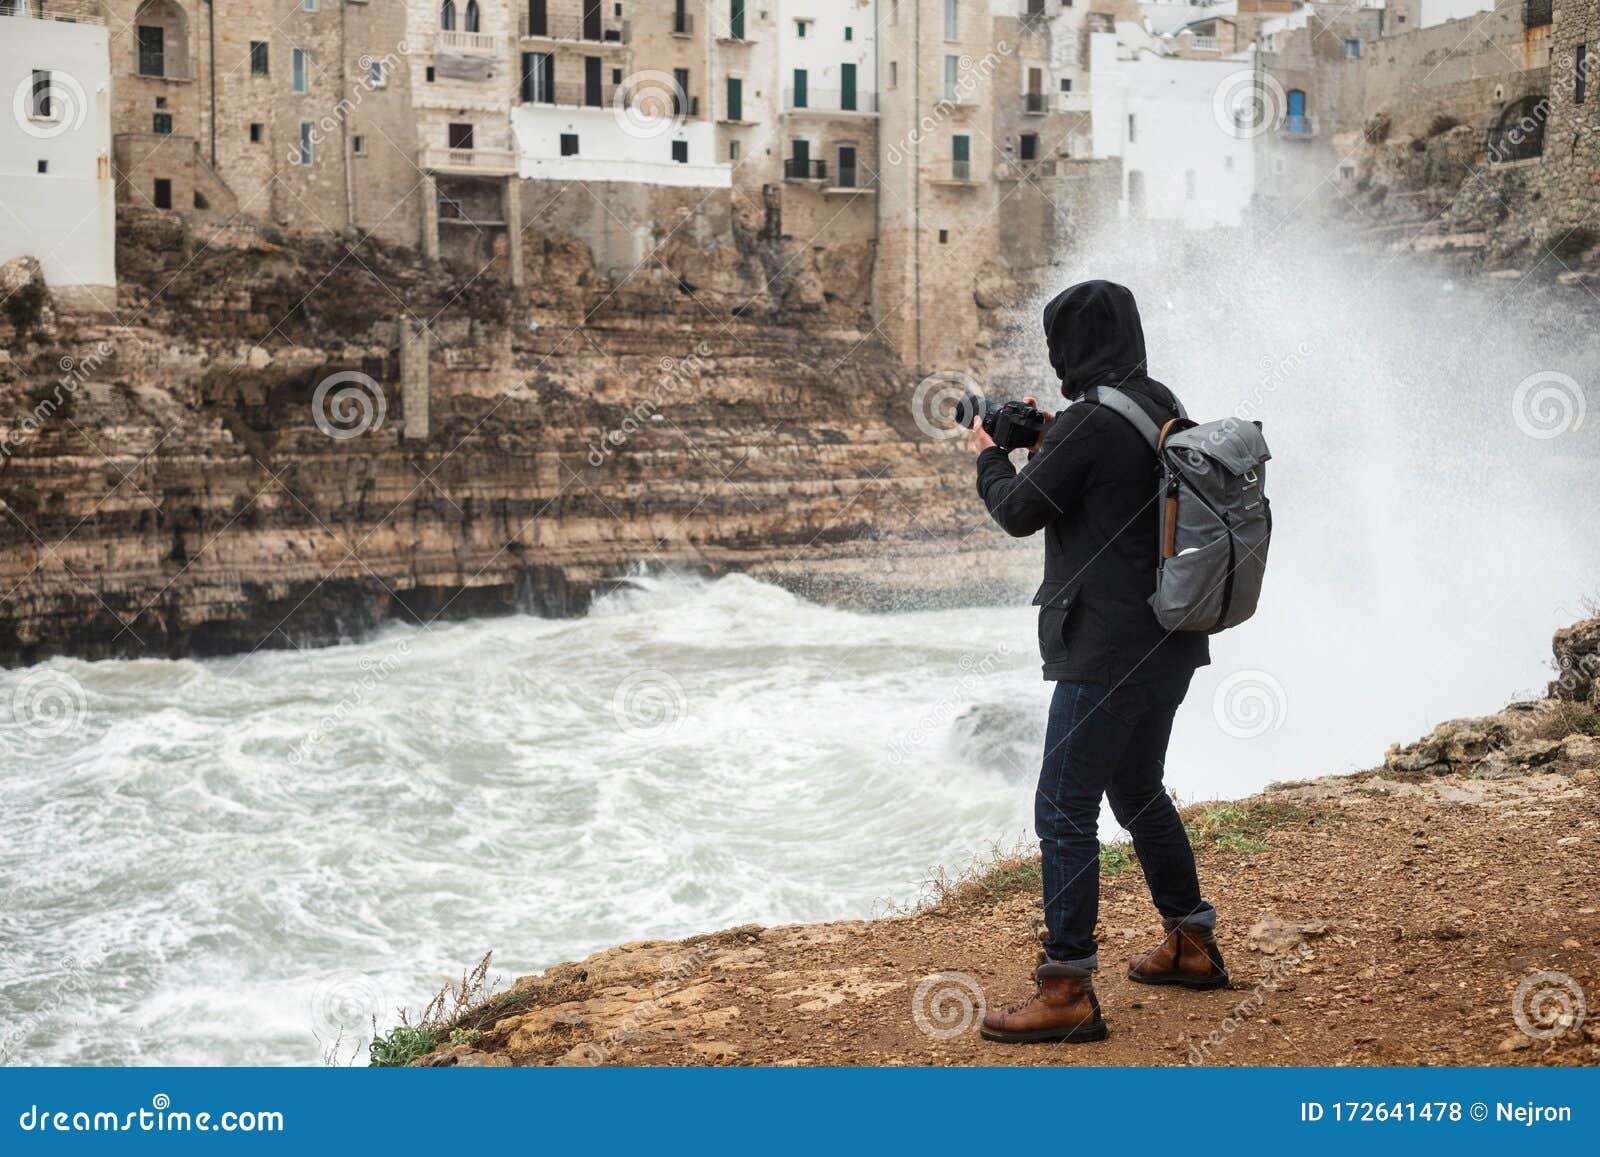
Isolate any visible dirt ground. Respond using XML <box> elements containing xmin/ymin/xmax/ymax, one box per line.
<box><xmin>414</xmin><ymin>756</ymin><xmax>1598</xmax><ymax>1068</ymax></box>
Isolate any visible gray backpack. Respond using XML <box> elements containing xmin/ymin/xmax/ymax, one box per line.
<box><xmin>1083</xmin><ymin>386</ymin><xmax>1272</xmax><ymax>634</ymax></box>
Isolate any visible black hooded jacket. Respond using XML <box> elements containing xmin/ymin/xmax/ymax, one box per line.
<box><xmin>976</xmin><ymin>280</ymin><xmax>1209</xmax><ymax>686</ymax></box>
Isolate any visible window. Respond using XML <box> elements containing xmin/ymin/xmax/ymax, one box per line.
<box><xmin>426</xmin><ymin>66</ymin><xmax>436</xmax><ymax>82</ymax></box>
<box><xmin>671</xmin><ymin>140</ymin><xmax>688</xmax><ymax>163</ymax></box>
<box><xmin>153</xmin><ymin>111</ymin><xmax>173</xmax><ymax>133</ymax></box>
<box><xmin>952</xmin><ymin>133</ymin><xmax>970</xmax><ymax>180</ymax></box>
<box><xmin>1339</xmin><ymin>164</ymin><xmax>1354</xmax><ymax>180</ymax></box>
<box><xmin>447</xmin><ymin>122</ymin><xmax>474</xmax><ymax>150</ymax></box>
<box><xmin>586</xmin><ymin>56</ymin><xmax>603</xmax><ymax>107</ymax></box>
<box><xmin>672</xmin><ymin>67</ymin><xmax>689</xmax><ymax>116</ymax></box>
<box><xmin>153</xmin><ymin>178</ymin><xmax>172</xmax><ymax>209</ymax></box>
<box><xmin>1127</xmin><ymin>113</ymin><xmax>1136</xmax><ymax>143</ymax></box>
<box><xmin>889</xmin><ymin>61</ymin><xmax>898</xmax><ymax>89</ymax></box>
<box><xmin>138</xmin><ymin>25</ymin><xmax>165</xmax><ymax>77</ymax></box>
<box><xmin>37</xmin><ymin>160</ymin><xmax>48</xmax><ymax>174</ymax></box>
<box><xmin>938</xmin><ymin>229</ymin><xmax>949</xmax><ymax>244</ymax></box>
<box><xmin>845</xmin><ymin>26</ymin><xmax>853</xmax><ymax>41</ymax></box>
<box><xmin>560</xmin><ymin>132</ymin><xmax>579</xmax><ymax>156</ymax></box>
<box><xmin>1020</xmin><ymin>133</ymin><xmax>1038</xmax><ymax>161</ymax></box>
<box><xmin>302</xmin><ymin>0</ymin><xmax>317</xmax><ymax>10</ymax></box>
<box><xmin>292</xmin><ymin>48</ymin><xmax>309</xmax><ymax>93</ymax></box>
<box><xmin>1060</xmin><ymin>77</ymin><xmax>1072</xmax><ymax>93</ymax></box>
<box><xmin>522</xmin><ymin>52</ymin><xmax>554</xmax><ymax>103</ymax></box>
<box><xmin>841</xmin><ymin>62</ymin><xmax>857</xmax><ymax>110</ymax></box>
<box><xmin>729</xmin><ymin>140</ymin><xmax>740</xmax><ymax>161</ymax></box>
<box><xmin>837</xmin><ymin>143</ymin><xmax>858</xmax><ymax>187</ymax></box>
<box><xmin>792</xmin><ymin>67</ymin><xmax>808</xmax><ymax>108</ymax></box>
<box><xmin>250</xmin><ymin>122</ymin><xmax>264</xmax><ymax>142</ymax></box>
<box><xmin>369</xmin><ymin>60</ymin><xmax>385</xmax><ymax>88</ymax></box>
<box><xmin>944</xmin><ymin>0</ymin><xmax>958</xmax><ymax>40</ymax></box>
<box><xmin>29</xmin><ymin>70</ymin><xmax>52</xmax><ymax>119</ymax></box>
<box><xmin>944</xmin><ymin>55</ymin><xmax>959</xmax><ymax>100</ymax></box>
<box><xmin>731</xmin><ymin>0</ymin><xmax>746</xmax><ymax>40</ymax></box>
<box><xmin>612</xmin><ymin>68</ymin><xmax>621</xmax><ymax>84</ymax></box>
<box><xmin>726</xmin><ymin>76</ymin><xmax>743</xmax><ymax>121</ymax></box>
<box><xmin>352</xmin><ymin>135</ymin><xmax>367</xmax><ymax>156</ymax></box>
<box><xmin>1343</xmin><ymin>38</ymin><xmax>1361</xmax><ymax>58</ymax></box>
<box><xmin>1578</xmin><ymin>44</ymin><xmax>1588</xmax><ymax>105</ymax></box>
<box><xmin>440</xmin><ymin>0</ymin><xmax>456</xmax><ymax>31</ymax></box>
<box><xmin>299</xmin><ymin>122</ymin><xmax>314</xmax><ymax>165</ymax></box>
<box><xmin>250</xmin><ymin>41</ymin><xmax>269</xmax><ymax>76</ymax></box>
<box><xmin>795</xmin><ymin>19</ymin><xmax>809</xmax><ymax>37</ymax></box>
<box><xmin>465</xmin><ymin>0</ymin><xmax>480</xmax><ymax>33</ymax></box>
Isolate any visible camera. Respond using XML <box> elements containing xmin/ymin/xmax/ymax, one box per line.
<box><xmin>953</xmin><ymin>394</ymin><xmax>1051</xmax><ymax>452</ymax></box>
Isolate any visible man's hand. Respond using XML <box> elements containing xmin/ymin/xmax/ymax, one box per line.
<box><xmin>1023</xmin><ymin>396</ymin><xmax>1055</xmax><ymax>456</ymax></box>
<box><xmin>971</xmin><ymin>416</ymin><xmax>996</xmax><ymax>454</ymax></box>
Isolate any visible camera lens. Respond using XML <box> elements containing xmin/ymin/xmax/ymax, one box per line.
<box><xmin>953</xmin><ymin>393</ymin><xmax>985</xmax><ymax>430</ymax></box>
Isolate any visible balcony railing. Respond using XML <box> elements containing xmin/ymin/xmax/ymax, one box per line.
<box><xmin>2</xmin><ymin>3</ymin><xmax>106</xmax><ymax>24</ymax></box>
<box><xmin>784</xmin><ymin>158</ymin><xmax>827</xmax><ymax>180</ymax></box>
<box><xmin>784</xmin><ymin>89</ymin><xmax>878</xmax><ymax>113</ymax></box>
<box><xmin>1282</xmin><ymin>114</ymin><xmax>1316</xmax><ymax>138</ymax></box>
<box><xmin>137</xmin><ymin>59</ymin><xmax>193</xmax><ymax>81</ymax></box>
<box><xmin>673</xmin><ymin>12</ymin><xmax>694</xmax><ymax>35</ymax></box>
<box><xmin>951</xmin><ymin>159</ymin><xmax>972</xmax><ymax>181</ymax></box>
<box><xmin>420</xmin><ymin>145</ymin><xmax>517</xmax><ymax>173</ymax></box>
<box><xmin>519</xmin><ymin>14</ymin><xmax>630</xmax><ymax>43</ymax></box>
<box><xmin>1023</xmin><ymin>92</ymin><xmax>1046</xmax><ymax>114</ymax></box>
<box><xmin>1190</xmin><ymin>35</ymin><xmax>1219</xmax><ymax>51</ymax></box>
<box><xmin>437</xmin><ymin>29</ymin><xmax>502</xmax><ymax>54</ymax></box>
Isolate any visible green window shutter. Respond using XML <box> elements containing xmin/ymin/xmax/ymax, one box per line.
<box><xmin>841</xmin><ymin>63</ymin><xmax>856</xmax><ymax>111</ymax></box>
<box><xmin>727</xmin><ymin>77</ymin><xmax>742</xmax><ymax>121</ymax></box>
<box><xmin>731</xmin><ymin>0</ymin><xmax>746</xmax><ymax>40</ymax></box>
<box><xmin>793</xmin><ymin>69</ymin><xmax>807</xmax><ymax>108</ymax></box>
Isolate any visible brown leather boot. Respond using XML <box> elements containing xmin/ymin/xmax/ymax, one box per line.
<box><xmin>1127</xmin><ymin>924</ymin><xmax>1230</xmax><ymax>989</ymax></box>
<box><xmin>980</xmin><ymin>960</ymin><xmax>1108</xmax><ymax>1044</ymax></box>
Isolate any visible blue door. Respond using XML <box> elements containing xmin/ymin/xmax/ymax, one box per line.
<box><xmin>1286</xmin><ymin>89</ymin><xmax>1307</xmax><ymax>135</ymax></box>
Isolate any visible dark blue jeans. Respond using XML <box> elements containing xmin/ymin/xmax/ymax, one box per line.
<box><xmin>1037</xmin><ymin>676</ymin><xmax>1214</xmax><ymax>968</ymax></box>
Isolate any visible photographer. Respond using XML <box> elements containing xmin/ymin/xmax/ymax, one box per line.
<box><xmin>971</xmin><ymin>280</ymin><xmax>1227</xmax><ymax>1045</ymax></box>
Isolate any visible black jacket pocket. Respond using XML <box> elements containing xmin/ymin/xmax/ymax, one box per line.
<box><xmin>1031</xmin><ymin>580</ymin><xmax>1080</xmax><ymax>667</ymax></box>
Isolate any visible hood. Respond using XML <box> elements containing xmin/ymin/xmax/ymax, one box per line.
<box><xmin>1042</xmin><ymin>280</ymin><xmax>1149</xmax><ymax>398</ymax></box>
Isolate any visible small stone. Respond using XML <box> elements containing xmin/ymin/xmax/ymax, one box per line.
<box><xmin>1497</xmin><ymin>1034</ymin><xmax>1533</xmax><ymax>1053</ymax></box>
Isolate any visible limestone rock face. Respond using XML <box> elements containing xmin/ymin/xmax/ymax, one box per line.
<box><xmin>1551</xmin><ymin>614</ymin><xmax>1600</xmax><ymax>706</ymax></box>
<box><xmin>0</xmin><ymin>210</ymin><xmax>1027</xmax><ymax>664</ymax></box>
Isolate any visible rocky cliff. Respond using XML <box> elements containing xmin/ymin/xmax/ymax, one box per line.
<box><xmin>0</xmin><ymin>212</ymin><xmax>1023</xmax><ymax>665</ymax></box>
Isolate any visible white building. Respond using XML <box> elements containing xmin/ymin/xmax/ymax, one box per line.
<box><xmin>512</xmin><ymin>105</ymin><xmax>731</xmax><ymax>187</ymax></box>
<box><xmin>0</xmin><ymin>8</ymin><xmax>115</xmax><ymax>291</ymax></box>
<box><xmin>1088</xmin><ymin>28</ymin><xmax>1257</xmax><ymax>228</ymax></box>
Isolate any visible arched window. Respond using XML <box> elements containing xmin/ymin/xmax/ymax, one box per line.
<box><xmin>1487</xmin><ymin>95</ymin><xmax>1547</xmax><ymax>163</ymax></box>
<box><xmin>440</xmin><ymin>0</ymin><xmax>456</xmax><ymax>31</ymax></box>
<box><xmin>465</xmin><ymin>0</ymin><xmax>480</xmax><ymax>32</ymax></box>
<box><xmin>134</xmin><ymin>0</ymin><xmax>190</xmax><ymax>80</ymax></box>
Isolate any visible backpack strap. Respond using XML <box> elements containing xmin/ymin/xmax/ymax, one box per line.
<box><xmin>1081</xmin><ymin>385</ymin><xmax>1164</xmax><ymax>451</ymax></box>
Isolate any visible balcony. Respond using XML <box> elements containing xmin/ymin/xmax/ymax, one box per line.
<box><xmin>1190</xmin><ymin>35</ymin><xmax>1219</xmax><ymax>52</ymax></box>
<box><xmin>784</xmin><ymin>158</ymin><xmax>827</xmax><ymax>181</ymax></box>
<box><xmin>1023</xmin><ymin>92</ymin><xmax>1046</xmax><ymax>114</ymax></box>
<box><xmin>518</xmin><ymin>15</ymin><xmax>630</xmax><ymax>43</ymax></box>
<box><xmin>2</xmin><ymin>3</ymin><xmax>105</xmax><ymax>24</ymax></box>
<box><xmin>783</xmin><ymin>89</ymin><xmax>878</xmax><ymax>114</ymax></box>
<box><xmin>1281</xmin><ymin>114</ymin><xmax>1316</xmax><ymax>139</ymax></box>
<box><xmin>420</xmin><ymin>145</ymin><xmax>517</xmax><ymax>175</ymax></box>
<box><xmin>672</xmin><ymin>13</ymin><xmax>694</xmax><ymax>37</ymax></box>
<box><xmin>436</xmin><ymin>30</ymin><xmax>502</xmax><ymax>54</ymax></box>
